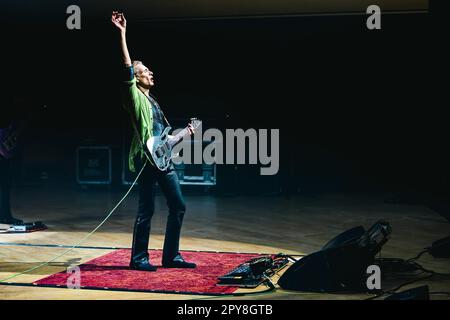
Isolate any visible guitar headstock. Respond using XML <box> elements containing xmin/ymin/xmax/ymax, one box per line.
<box><xmin>190</xmin><ymin>118</ymin><xmax>202</xmax><ymax>129</ymax></box>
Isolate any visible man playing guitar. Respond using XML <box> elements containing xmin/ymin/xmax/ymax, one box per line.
<box><xmin>112</xmin><ymin>11</ymin><xmax>196</xmax><ymax>271</ymax></box>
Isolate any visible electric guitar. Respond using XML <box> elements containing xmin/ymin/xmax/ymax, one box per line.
<box><xmin>0</xmin><ymin>105</ymin><xmax>47</xmax><ymax>159</ymax></box>
<box><xmin>146</xmin><ymin>118</ymin><xmax>201</xmax><ymax>171</ymax></box>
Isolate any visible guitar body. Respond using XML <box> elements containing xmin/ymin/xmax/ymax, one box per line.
<box><xmin>146</xmin><ymin>118</ymin><xmax>201</xmax><ymax>171</ymax></box>
<box><xmin>146</xmin><ymin>127</ymin><xmax>173</xmax><ymax>171</ymax></box>
<box><xmin>0</xmin><ymin>124</ymin><xmax>18</xmax><ymax>159</ymax></box>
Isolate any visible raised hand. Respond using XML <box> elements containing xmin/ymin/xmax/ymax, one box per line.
<box><xmin>112</xmin><ymin>11</ymin><xmax>131</xmax><ymax>66</ymax></box>
<box><xmin>111</xmin><ymin>11</ymin><xmax>127</xmax><ymax>33</ymax></box>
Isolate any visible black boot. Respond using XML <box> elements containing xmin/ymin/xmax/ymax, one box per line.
<box><xmin>130</xmin><ymin>256</ymin><xmax>157</xmax><ymax>271</ymax></box>
<box><xmin>162</xmin><ymin>253</ymin><xmax>196</xmax><ymax>269</ymax></box>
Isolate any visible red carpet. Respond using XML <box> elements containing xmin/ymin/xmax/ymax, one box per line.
<box><xmin>34</xmin><ymin>249</ymin><xmax>261</xmax><ymax>295</ymax></box>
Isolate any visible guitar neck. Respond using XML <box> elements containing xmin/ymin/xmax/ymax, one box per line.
<box><xmin>171</xmin><ymin>127</ymin><xmax>191</xmax><ymax>146</ymax></box>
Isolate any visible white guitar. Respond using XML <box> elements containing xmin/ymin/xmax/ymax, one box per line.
<box><xmin>146</xmin><ymin>118</ymin><xmax>201</xmax><ymax>171</ymax></box>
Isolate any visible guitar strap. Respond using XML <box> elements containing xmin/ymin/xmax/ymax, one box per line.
<box><xmin>148</xmin><ymin>93</ymin><xmax>171</xmax><ymax>128</ymax></box>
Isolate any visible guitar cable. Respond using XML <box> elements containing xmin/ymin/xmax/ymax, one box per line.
<box><xmin>0</xmin><ymin>161</ymin><xmax>147</xmax><ymax>283</ymax></box>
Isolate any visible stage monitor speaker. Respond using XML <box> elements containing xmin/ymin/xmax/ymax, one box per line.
<box><xmin>278</xmin><ymin>221</ymin><xmax>391</xmax><ymax>293</ymax></box>
<box><xmin>322</xmin><ymin>226</ymin><xmax>365</xmax><ymax>250</ymax></box>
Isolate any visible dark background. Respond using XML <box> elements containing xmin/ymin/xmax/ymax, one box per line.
<box><xmin>0</xmin><ymin>1</ymin><xmax>448</xmax><ymax>202</ymax></box>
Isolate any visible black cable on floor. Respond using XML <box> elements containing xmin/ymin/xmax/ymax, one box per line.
<box><xmin>406</xmin><ymin>249</ymin><xmax>429</xmax><ymax>262</ymax></box>
<box><xmin>365</xmin><ymin>256</ymin><xmax>450</xmax><ymax>300</ymax></box>
<box><xmin>365</xmin><ymin>273</ymin><xmax>435</xmax><ymax>300</ymax></box>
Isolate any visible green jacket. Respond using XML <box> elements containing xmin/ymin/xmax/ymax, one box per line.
<box><xmin>122</xmin><ymin>75</ymin><xmax>153</xmax><ymax>172</ymax></box>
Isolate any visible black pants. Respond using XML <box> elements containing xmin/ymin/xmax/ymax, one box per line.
<box><xmin>131</xmin><ymin>159</ymin><xmax>186</xmax><ymax>265</ymax></box>
<box><xmin>0</xmin><ymin>158</ymin><xmax>12</xmax><ymax>220</ymax></box>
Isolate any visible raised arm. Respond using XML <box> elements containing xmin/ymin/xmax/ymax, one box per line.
<box><xmin>112</xmin><ymin>11</ymin><xmax>131</xmax><ymax>66</ymax></box>
<box><xmin>111</xmin><ymin>11</ymin><xmax>141</xmax><ymax>119</ymax></box>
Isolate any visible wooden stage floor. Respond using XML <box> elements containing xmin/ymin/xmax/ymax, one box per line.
<box><xmin>1</xmin><ymin>184</ymin><xmax>449</xmax><ymax>300</ymax></box>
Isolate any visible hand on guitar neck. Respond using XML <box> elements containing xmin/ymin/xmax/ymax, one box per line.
<box><xmin>167</xmin><ymin>120</ymin><xmax>198</xmax><ymax>146</ymax></box>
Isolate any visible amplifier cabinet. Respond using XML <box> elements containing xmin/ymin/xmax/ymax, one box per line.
<box><xmin>76</xmin><ymin>146</ymin><xmax>112</xmax><ymax>185</ymax></box>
